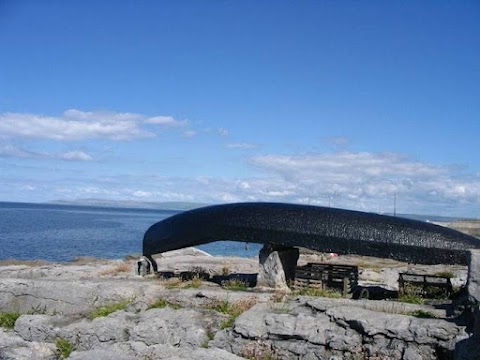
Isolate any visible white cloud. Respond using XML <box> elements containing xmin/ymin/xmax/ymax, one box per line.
<box><xmin>145</xmin><ymin>116</ymin><xmax>188</xmax><ymax>127</ymax></box>
<box><xmin>0</xmin><ymin>110</ymin><xmax>151</xmax><ymax>140</ymax></box>
<box><xmin>60</xmin><ymin>151</ymin><xmax>93</xmax><ymax>161</ymax></box>
<box><xmin>63</xmin><ymin>109</ymin><xmax>142</xmax><ymax>122</ymax></box>
<box><xmin>133</xmin><ymin>190</ymin><xmax>153</xmax><ymax>197</ymax></box>
<box><xmin>0</xmin><ymin>109</ymin><xmax>194</xmax><ymax>141</ymax></box>
<box><xmin>248</xmin><ymin>152</ymin><xmax>480</xmax><ymax>214</ymax></box>
<box><xmin>0</xmin><ymin>144</ymin><xmax>93</xmax><ymax>161</ymax></box>
<box><xmin>226</xmin><ymin>142</ymin><xmax>258</xmax><ymax>149</ymax></box>
<box><xmin>18</xmin><ymin>151</ymin><xmax>480</xmax><ymax>216</ymax></box>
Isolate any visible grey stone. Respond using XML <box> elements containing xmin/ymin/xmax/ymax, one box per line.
<box><xmin>0</xmin><ymin>278</ymin><xmax>142</xmax><ymax>315</ymax></box>
<box><xmin>0</xmin><ymin>328</ymin><xmax>28</xmax><ymax>349</ymax></box>
<box><xmin>69</xmin><ymin>348</ymin><xmax>135</xmax><ymax>360</ymax></box>
<box><xmin>130</xmin><ymin>308</ymin><xmax>208</xmax><ymax>347</ymax></box>
<box><xmin>61</xmin><ymin>311</ymin><xmax>133</xmax><ymax>350</ymax></box>
<box><xmin>14</xmin><ymin>315</ymin><xmax>61</xmax><ymax>342</ymax></box>
<box><xmin>325</xmin><ymin>327</ymin><xmax>362</xmax><ymax>352</ymax></box>
<box><xmin>0</xmin><ymin>340</ymin><xmax>57</xmax><ymax>360</ymax></box>
<box><xmin>256</xmin><ymin>245</ymin><xmax>299</xmax><ymax>290</ymax></box>
<box><xmin>305</xmin><ymin>297</ymin><xmax>446</xmax><ymax>317</ymax></box>
<box><xmin>232</xmin><ymin>303</ymin><xmax>269</xmax><ymax>339</ymax></box>
<box><xmin>467</xmin><ymin>249</ymin><xmax>480</xmax><ymax>303</ymax></box>
<box><xmin>403</xmin><ymin>346</ymin><xmax>423</xmax><ymax>360</ymax></box>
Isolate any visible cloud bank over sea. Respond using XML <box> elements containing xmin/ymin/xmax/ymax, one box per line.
<box><xmin>1</xmin><ymin>109</ymin><xmax>478</xmax><ymax>218</ymax></box>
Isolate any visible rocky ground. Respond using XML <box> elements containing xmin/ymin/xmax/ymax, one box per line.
<box><xmin>0</xmin><ymin>248</ymin><xmax>477</xmax><ymax>359</ymax></box>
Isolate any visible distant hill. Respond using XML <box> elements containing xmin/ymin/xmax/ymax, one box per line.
<box><xmin>50</xmin><ymin>199</ymin><xmax>209</xmax><ymax>211</ymax></box>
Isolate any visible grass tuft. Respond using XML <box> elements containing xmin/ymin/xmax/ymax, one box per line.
<box><xmin>0</xmin><ymin>312</ymin><xmax>21</xmax><ymax>328</ymax></box>
<box><xmin>88</xmin><ymin>299</ymin><xmax>131</xmax><ymax>319</ymax></box>
<box><xmin>221</xmin><ymin>278</ymin><xmax>249</xmax><ymax>291</ymax></box>
<box><xmin>295</xmin><ymin>287</ymin><xmax>342</xmax><ymax>298</ymax></box>
<box><xmin>206</xmin><ymin>296</ymin><xmax>257</xmax><ymax>329</ymax></box>
<box><xmin>55</xmin><ymin>337</ymin><xmax>74</xmax><ymax>358</ymax></box>
<box><xmin>184</xmin><ymin>274</ymin><xmax>203</xmax><ymax>289</ymax></box>
<box><xmin>148</xmin><ymin>298</ymin><xmax>182</xmax><ymax>310</ymax></box>
<box><xmin>163</xmin><ymin>277</ymin><xmax>184</xmax><ymax>289</ymax></box>
<box><xmin>398</xmin><ymin>294</ymin><xmax>425</xmax><ymax>305</ymax></box>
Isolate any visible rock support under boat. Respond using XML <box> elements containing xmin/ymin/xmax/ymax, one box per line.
<box><xmin>256</xmin><ymin>245</ymin><xmax>299</xmax><ymax>291</ymax></box>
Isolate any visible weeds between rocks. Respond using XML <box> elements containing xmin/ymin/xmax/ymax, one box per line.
<box><xmin>271</xmin><ymin>302</ymin><xmax>292</xmax><ymax>314</ymax></box>
<box><xmin>162</xmin><ymin>275</ymin><xmax>204</xmax><ymax>289</ymax></box>
<box><xmin>184</xmin><ymin>274</ymin><xmax>203</xmax><ymax>288</ymax></box>
<box><xmin>221</xmin><ymin>278</ymin><xmax>249</xmax><ymax>291</ymax></box>
<box><xmin>0</xmin><ymin>312</ymin><xmax>21</xmax><ymax>328</ymax></box>
<box><xmin>205</xmin><ymin>296</ymin><xmax>257</xmax><ymax>329</ymax></box>
<box><xmin>88</xmin><ymin>299</ymin><xmax>132</xmax><ymax>319</ymax></box>
<box><xmin>0</xmin><ymin>305</ymin><xmax>59</xmax><ymax>329</ymax></box>
<box><xmin>55</xmin><ymin>337</ymin><xmax>75</xmax><ymax>359</ymax></box>
<box><xmin>147</xmin><ymin>298</ymin><xmax>182</xmax><ymax>310</ymax></box>
<box><xmin>398</xmin><ymin>293</ymin><xmax>425</xmax><ymax>305</ymax></box>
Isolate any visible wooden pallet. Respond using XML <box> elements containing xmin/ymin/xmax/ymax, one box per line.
<box><xmin>398</xmin><ymin>273</ymin><xmax>453</xmax><ymax>298</ymax></box>
<box><xmin>294</xmin><ymin>263</ymin><xmax>359</xmax><ymax>297</ymax></box>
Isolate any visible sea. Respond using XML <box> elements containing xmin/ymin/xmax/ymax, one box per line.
<box><xmin>0</xmin><ymin>202</ymin><xmax>261</xmax><ymax>262</ymax></box>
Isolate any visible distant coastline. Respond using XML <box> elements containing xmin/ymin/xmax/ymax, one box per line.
<box><xmin>49</xmin><ymin>198</ymin><xmax>209</xmax><ymax>211</ymax></box>
<box><xmin>1</xmin><ymin>199</ymin><xmax>476</xmax><ymax>221</ymax></box>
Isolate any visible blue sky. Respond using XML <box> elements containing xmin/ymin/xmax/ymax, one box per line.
<box><xmin>0</xmin><ymin>1</ymin><xmax>479</xmax><ymax>217</ymax></box>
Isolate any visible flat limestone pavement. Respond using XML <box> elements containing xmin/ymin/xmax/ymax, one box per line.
<box><xmin>0</xmin><ymin>248</ymin><xmax>475</xmax><ymax>359</ymax></box>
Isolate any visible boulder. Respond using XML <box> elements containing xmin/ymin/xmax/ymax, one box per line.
<box><xmin>467</xmin><ymin>249</ymin><xmax>480</xmax><ymax>304</ymax></box>
<box><xmin>130</xmin><ymin>308</ymin><xmax>208</xmax><ymax>347</ymax></box>
<box><xmin>256</xmin><ymin>245</ymin><xmax>299</xmax><ymax>291</ymax></box>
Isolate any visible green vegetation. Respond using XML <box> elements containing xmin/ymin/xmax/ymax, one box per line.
<box><xmin>148</xmin><ymin>298</ymin><xmax>182</xmax><ymax>310</ymax></box>
<box><xmin>295</xmin><ymin>286</ymin><xmax>342</xmax><ymax>298</ymax></box>
<box><xmin>28</xmin><ymin>304</ymin><xmax>47</xmax><ymax>315</ymax></box>
<box><xmin>163</xmin><ymin>277</ymin><xmax>183</xmax><ymax>289</ymax></box>
<box><xmin>55</xmin><ymin>337</ymin><xmax>74</xmax><ymax>359</ymax></box>
<box><xmin>221</xmin><ymin>317</ymin><xmax>236</xmax><ymax>329</ymax></box>
<box><xmin>88</xmin><ymin>299</ymin><xmax>131</xmax><ymax>319</ymax></box>
<box><xmin>398</xmin><ymin>294</ymin><xmax>425</xmax><ymax>305</ymax></box>
<box><xmin>184</xmin><ymin>274</ymin><xmax>203</xmax><ymax>289</ymax></box>
<box><xmin>221</xmin><ymin>278</ymin><xmax>249</xmax><ymax>291</ymax></box>
<box><xmin>271</xmin><ymin>302</ymin><xmax>291</xmax><ymax>314</ymax></box>
<box><xmin>206</xmin><ymin>296</ymin><xmax>257</xmax><ymax>329</ymax></box>
<box><xmin>0</xmin><ymin>312</ymin><xmax>21</xmax><ymax>328</ymax></box>
<box><xmin>162</xmin><ymin>275</ymin><xmax>203</xmax><ymax>289</ymax></box>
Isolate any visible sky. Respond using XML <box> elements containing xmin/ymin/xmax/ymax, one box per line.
<box><xmin>0</xmin><ymin>1</ymin><xmax>479</xmax><ymax>217</ymax></box>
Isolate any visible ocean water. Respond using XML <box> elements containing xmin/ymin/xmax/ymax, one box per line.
<box><xmin>0</xmin><ymin>202</ymin><xmax>261</xmax><ymax>262</ymax></box>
